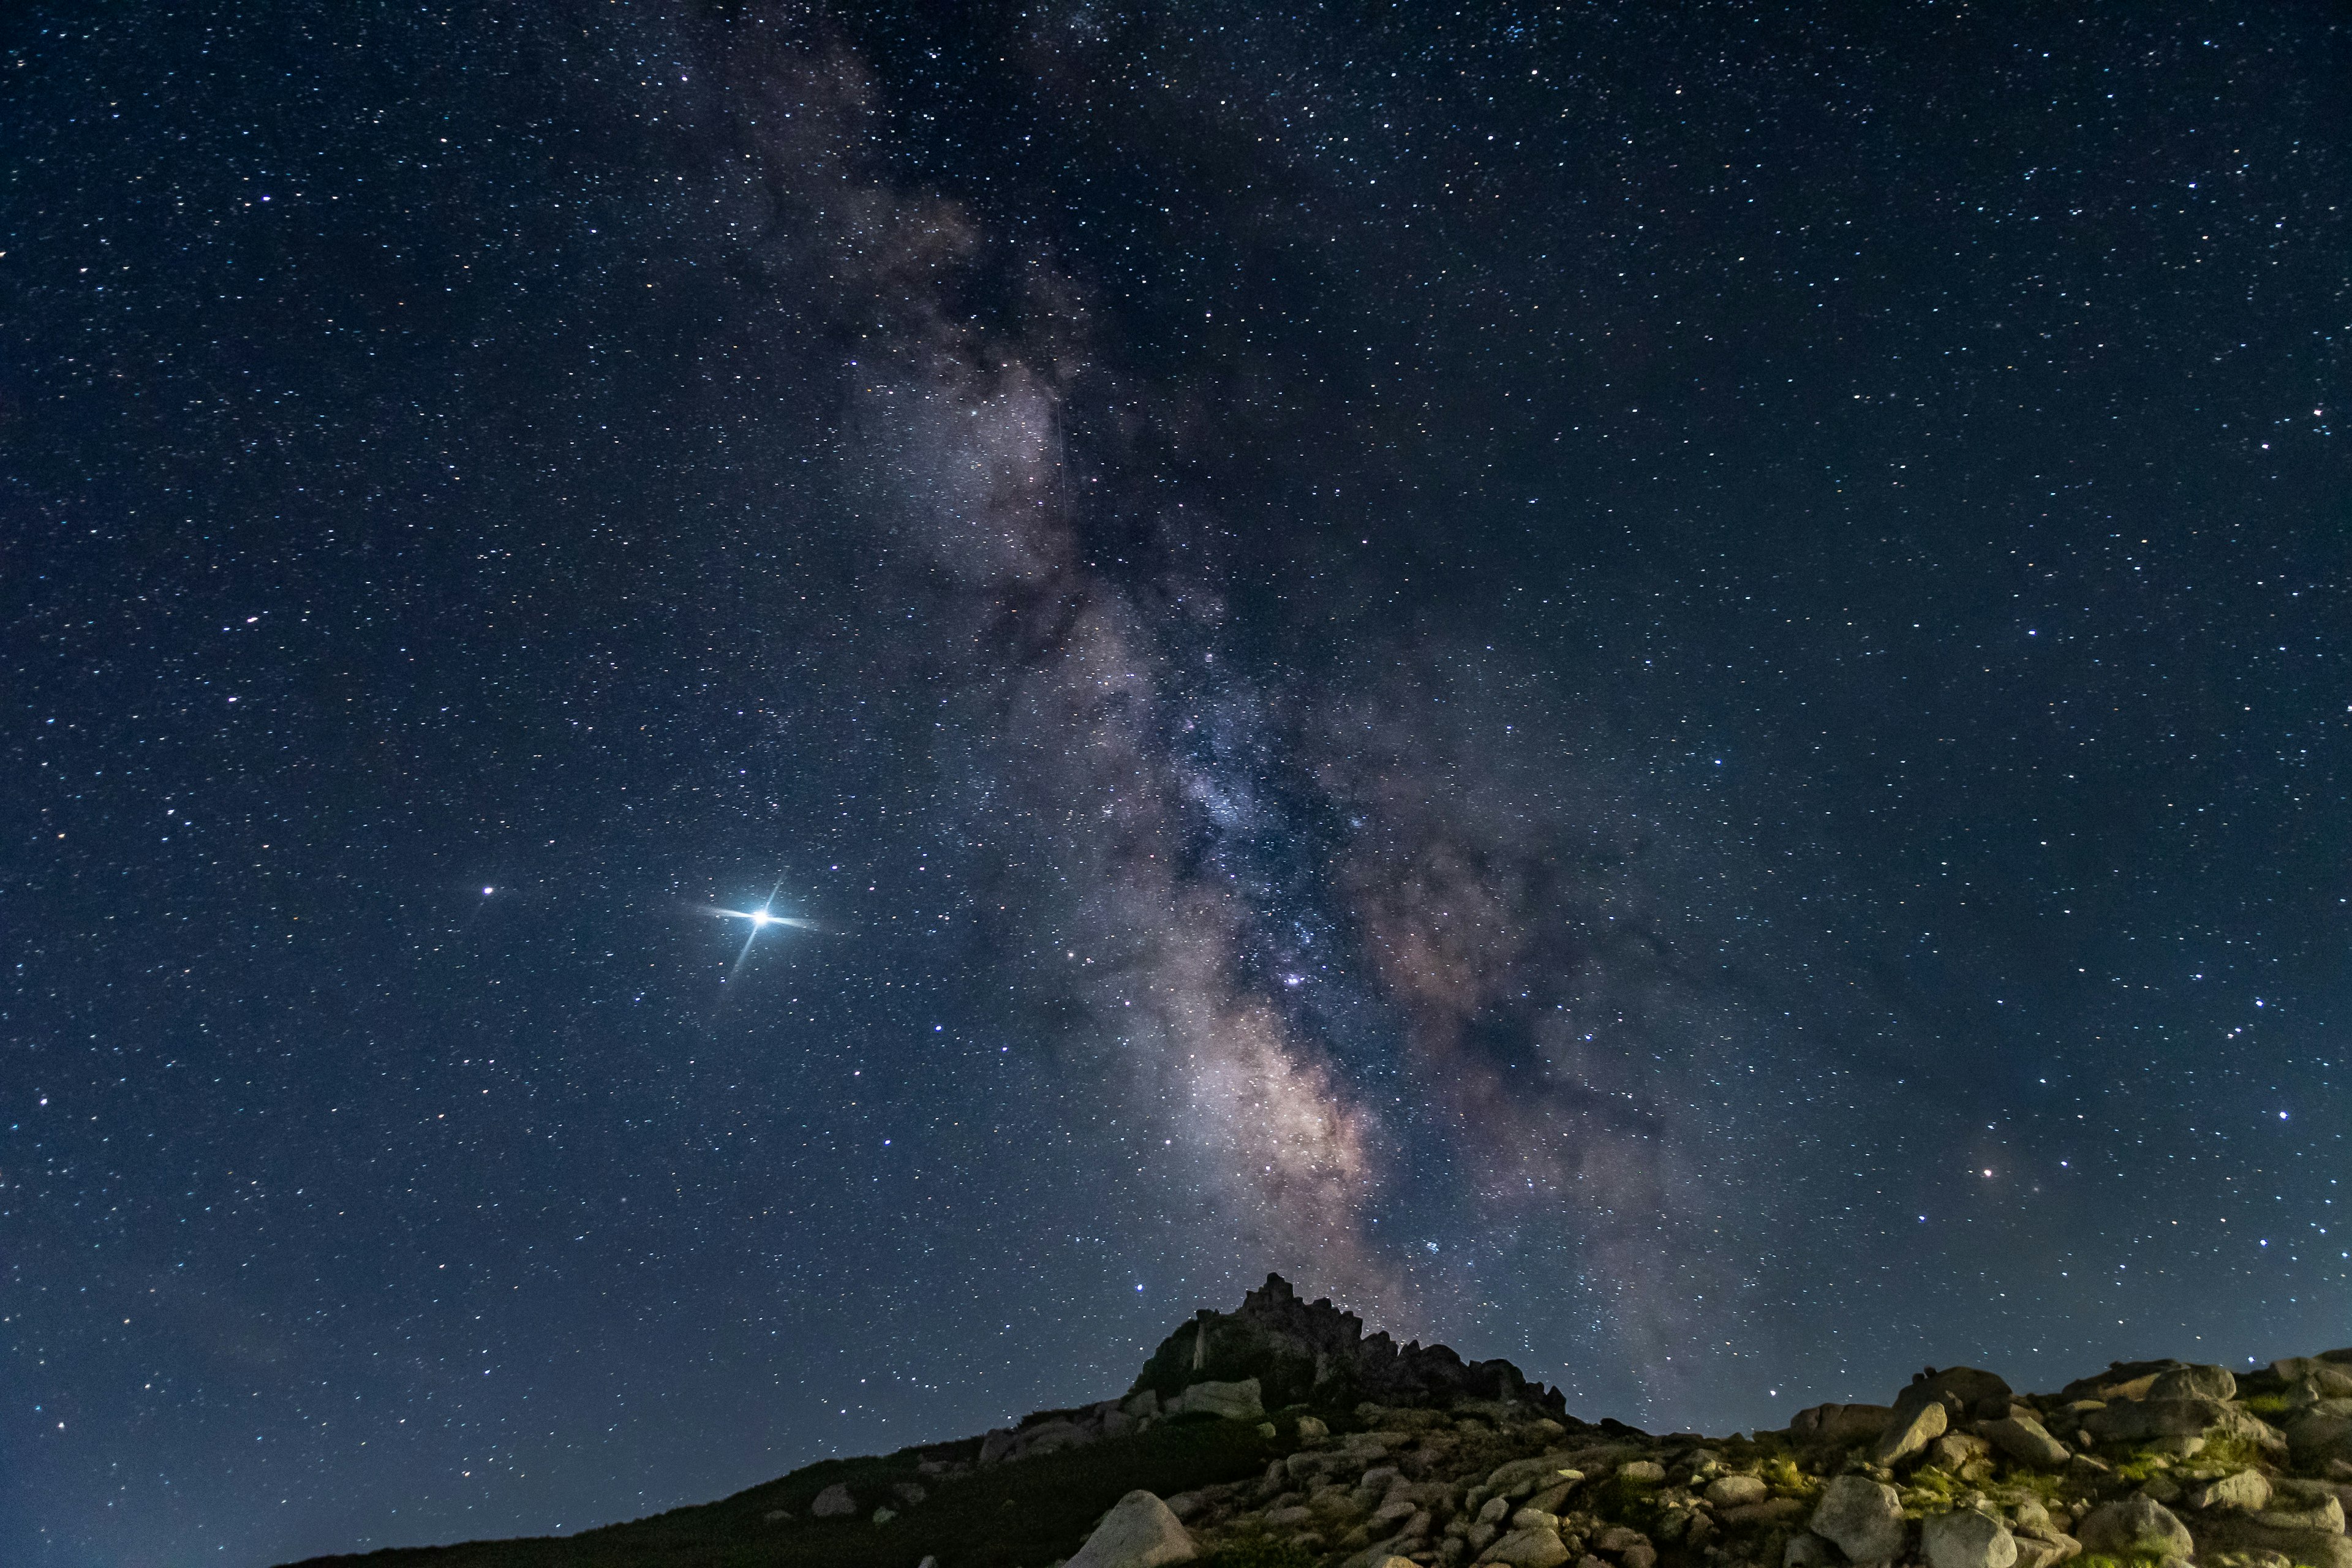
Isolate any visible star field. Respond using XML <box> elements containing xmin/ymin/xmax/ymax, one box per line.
<box><xmin>2</xmin><ymin>5</ymin><xmax>2346</xmax><ymax>1565</ymax></box>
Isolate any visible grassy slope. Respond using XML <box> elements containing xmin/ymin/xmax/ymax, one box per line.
<box><xmin>283</xmin><ymin>1415</ymin><xmax>1280</xmax><ymax>1568</ymax></box>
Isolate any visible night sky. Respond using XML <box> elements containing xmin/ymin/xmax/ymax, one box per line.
<box><xmin>5</xmin><ymin>4</ymin><xmax>2348</xmax><ymax>1564</ymax></box>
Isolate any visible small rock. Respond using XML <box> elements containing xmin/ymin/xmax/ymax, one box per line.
<box><xmin>1812</xmin><ymin>1474</ymin><xmax>1908</xmax><ymax>1566</ymax></box>
<box><xmin>1708</xmin><ymin>1475</ymin><xmax>1770</xmax><ymax>1509</ymax></box>
<box><xmin>1924</xmin><ymin>1509</ymin><xmax>2018</xmax><ymax>1568</ymax></box>
<box><xmin>1873</xmin><ymin>1400</ymin><xmax>1949</xmax><ymax>1466</ymax></box>
<box><xmin>763</xmin><ymin>1509</ymin><xmax>793</xmax><ymax>1523</ymax></box>
<box><xmin>1068</xmin><ymin>1491</ymin><xmax>1199</xmax><ymax>1568</ymax></box>
<box><xmin>1593</xmin><ymin>1526</ymin><xmax>1650</xmax><ymax>1555</ymax></box>
<box><xmin>1983</xmin><ymin>1416</ymin><xmax>2071</xmax><ymax>1468</ymax></box>
<box><xmin>812</xmin><ymin>1483</ymin><xmax>858</xmax><ymax>1518</ymax></box>
<box><xmin>918</xmin><ymin>1558</ymin><xmax>939</xmax><ymax>1568</ymax></box>
<box><xmin>872</xmin><ymin>1507</ymin><xmax>897</xmax><ymax>1525</ymax></box>
<box><xmin>892</xmin><ymin>1481</ymin><xmax>929</xmax><ymax>1507</ymax></box>
<box><xmin>1298</xmin><ymin>1416</ymin><xmax>1332</xmax><ymax>1442</ymax></box>
<box><xmin>2078</xmin><ymin>1497</ymin><xmax>2195</xmax><ymax>1560</ymax></box>
<box><xmin>1617</xmin><ymin>1461</ymin><xmax>1666</xmax><ymax>1484</ymax></box>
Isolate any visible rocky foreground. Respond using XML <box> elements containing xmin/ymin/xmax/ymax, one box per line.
<box><xmin>291</xmin><ymin>1275</ymin><xmax>2352</xmax><ymax>1568</ymax></box>
<box><xmin>927</xmin><ymin>1276</ymin><xmax>2352</xmax><ymax>1568</ymax></box>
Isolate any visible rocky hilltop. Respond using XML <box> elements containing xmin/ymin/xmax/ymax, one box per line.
<box><xmin>287</xmin><ymin>1275</ymin><xmax>2352</xmax><ymax>1568</ymax></box>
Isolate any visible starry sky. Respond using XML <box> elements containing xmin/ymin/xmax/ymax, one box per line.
<box><xmin>4</xmin><ymin>4</ymin><xmax>2348</xmax><ymax>1564</ymax></box>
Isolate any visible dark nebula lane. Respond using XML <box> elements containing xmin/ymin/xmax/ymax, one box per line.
<box><xmin>4</xmin><ymin>5</ymin><xmax>2347</xmax><ymax>1565</ymax></box>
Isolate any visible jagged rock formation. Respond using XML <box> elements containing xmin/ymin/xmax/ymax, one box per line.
<box><xmin>1130</xmin><ymin>1274</ymin><xmax>1569</xmax><ymax>1420</ymax></box>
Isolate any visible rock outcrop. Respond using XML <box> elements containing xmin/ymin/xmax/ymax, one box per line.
<box><xmin>1131</xmin><ymin>1275</ymin><xmax>1570</xmax><ymax>1419</ymax></box>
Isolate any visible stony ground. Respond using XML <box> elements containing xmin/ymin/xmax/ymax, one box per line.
<box><xmin>1121</xmin><ymin>1351</ymin><xmax>2352</xmax><ymax>1568</ymax></box>
<box><xmin>282</xmin><ymin>1333</ymin><xmax>2352</xmax><ymax>1568</ymax></box>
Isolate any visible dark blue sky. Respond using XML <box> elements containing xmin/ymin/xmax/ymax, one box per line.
<box><xmin>3</xmin><ymin>4</ymin><xmax>2346</xmax><ymax>1564</ymax></box>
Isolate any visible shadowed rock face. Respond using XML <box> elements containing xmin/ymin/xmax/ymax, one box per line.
<box><xmin>1129</xmin><ymin>1274</ymin><xmax>1570</xmax><ymax>1417</ymax></box>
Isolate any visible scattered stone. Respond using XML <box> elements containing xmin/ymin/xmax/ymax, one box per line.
<box><xmin>1811</xmin><ymin>1475</ymin><xmax>1908</xmax><ymax>1565</ymax></box>
<box><xmin>918</xmin><ymin>1557</ymin><xmax>939</xmax><ymax>1568</ymax></box>
<box><xmin>872</xmin><ymin>1507</ymin><xmax>897</xmax><ymax>1525</ymax></box>
<box><xmin>1618</xmin><ymin>1461</ymin><xmax>1666</xmax><ymax>1483</ymax></box>
<box><xmin>2078</xmin><ymin>1497</ymin><xmax>2195</xmax><ymax>1560</ymax></box>
<box><xmin>763</xmin><ymin>1509</ymin><xmax>792</xmax><ymax>1523</ymax></box>
<box><xmin>1924</xmin><ymin>1509</ymin><xmax>2018</xmax><ymax>1568</ymax></box>
<box><xmin>1982</xmin><ymin>1415</ymin><xmax>2070</xmax><ymax>1468</ymax></box>
<box><xmin>811</xmin><ymin>1483</ymin><xmax>858</xmax><ymax>1518</ymax></box>
<box><xmin>1068</xmin><ymin>1491</ymin><xmax>1198</xmax><ymax>1568</ymax></box>
<box><xmin>1872</xmin><ymin>1400</ymin><xmax>1949</xmax><ymax>1466</ymax></box>
<box><xmin>1298</xmin><ymin>1416</ymin><xmax>1332</xmax><ymax>1442</ymax></box>
<box><xmin>1707</xmin><ymin>1475</ymin><xmax>1770</xmax><ymax>1509</ymax></box>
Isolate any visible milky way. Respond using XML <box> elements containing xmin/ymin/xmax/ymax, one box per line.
<box><xmin>6</xmin><ymin>6</ymin><xmax>2347</xmax><ymax>1564</ymax></box>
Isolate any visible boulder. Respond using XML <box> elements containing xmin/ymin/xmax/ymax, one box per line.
<box><xmin>1894</xmin><ymin>1368</ymin><xmax>2015</xmax><ymax>1424</ymax></box>
<box><xmin>1069</xmin><ymin>1491</ymin><xmax>1198</xmax><ymax>1568</ymax></box>
<box><xmin>1479</xmin><ymin>1526</ymin><xmax>1573</xmax><ymax>1568</ymax></box>
<box><xmin>1924</xmin><ymin>1509</ymin><xmax>2018</xmax><ymax>1568</ymax></box>
<box><xmin>1790</xmin><ymin>1404</ymin><xmax>1893</xmax><ymax>1444</ymax></box>
<box><xmin>1812</xmin><ymin>1475</ymin><xmax>1908</xmax><ymax>1565</ymax></box>
<box><xmin>2008</xmin><ymin>1533</ymin><xmax>2080</xmax><ymax>1568</ymax></box>
<box><xmin>2082</xmin><ymin>1396</ymin><xmax>2229</xmax><ymax>1442</ymax></box>
<box><xmin>1873</xmin><ymin>1399</ymin><xmax>1949</xmax><ymax>1466</ymax></box>
<box><xmin>2189</xmin><ymin>1470</ymin><xmax>2272</xmax><ymax>1512</ymax></box>
<box><xmin>2078</xmin><ymin>1497</ymin><xmax>2195</xmax><ymax>1560</ymax></box>
<box><xmin>1983</xmin><ymin>1415</ymin><xmax>2071</xmax><ymax>1468</ymax></box>
<box><xmin>810</xmin><ymin>1483</ymin><xmax>858</xmax><ymax>1518</ymax></box>
<box><xmin>2147</xmin><ymin>1364</ymin><xmax>2237</xmax><ymax>1401</ymax></box>
<box><xmin>1707</xmin><ymin>1475</ymin><xmax>1770</xmax><ymax>1509</ymax></box>
<box><xmin>1166</xmin><ymin>1378</ymin><xmax>1264</xmax><ymax>1420</ymax></box>
<box><xmin>2292</xmin><ymin>1406</ymin><xmax>2352</xmax><ymax>1466</ymax></box>
<box><xmin>1617</xmin><ymin>1460</ymin><xmax>1666</xmax><ymax>1483</ymax></box>
<box><xmin>2194</xmin><ymin>1512</ymin><xmax>2352</xmax><ymax>1568</ymax></box>
<box><xmin>1487</xmin><ymin>1455</ymin><xmax>1583</xmax><ymax>1494</ymax></box>
<box><xmin>2253</xmin><ymin>1482</ymin><xmax>2345</xmax><ymax>1535</ymax></box>
<box><xmin>1926</xmin><ymin>1433</ymin><xmax>1992</xmax><ymax>1474</ymax></box>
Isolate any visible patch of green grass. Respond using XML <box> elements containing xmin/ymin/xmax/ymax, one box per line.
<box><xmin>2241</xmin><ymin>1393</ymin><xmax>2294</xmax><ymax>1418</ymax></box>
<box><xmin>279</xmin><ymin>1417</ymin><xmax>1281</xmax><ymax>1568</ymax></box>
<box><xmin>1757</xmin><ymin>1455</ymin><xmax>1819</xmax><ymax>1499</ymax></box>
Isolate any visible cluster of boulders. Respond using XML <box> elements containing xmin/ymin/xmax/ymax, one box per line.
<box><xmin>1040</xmin><ymin>1343</ymin><xmax>2352</xmax><ymax>1568</ymax></box>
